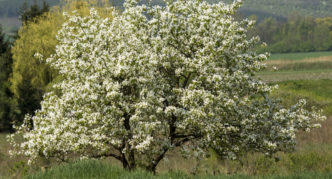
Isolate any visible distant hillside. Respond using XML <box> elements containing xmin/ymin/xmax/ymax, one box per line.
<box><xmin>0</xmin><ymin>0</ymin><xmax>58</xmax><ymax>18</ymax></box>
<box><xmin>1</xmin><ymin>0</ymin><xmax>332</xmax><ymax>33</ymax></box>
<box><xmin>1</xmin><ymin>0</ymin><xmax>332</xmax><ymax>18</ymax></box>
<box><xmin>241</xmin><ymin>0</ymin><xmax>332</xmax><ymax>19</ymax></box>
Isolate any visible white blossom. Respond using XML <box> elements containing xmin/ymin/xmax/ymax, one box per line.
<box><xmin>9</xmin><ymin>0</ymin><xmax>325</xmax><ymax>172</ymax></box>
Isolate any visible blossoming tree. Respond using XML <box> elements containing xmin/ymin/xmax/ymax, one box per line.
<box><xmin>9</xmin><ymin>0</ymin><xmax>325</xmax><ymax>173</ymax></box>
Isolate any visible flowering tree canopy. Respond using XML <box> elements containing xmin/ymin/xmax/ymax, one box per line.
<box><xmin>9</xmin><ymin>0</ymin><xmax>325</xmax><ymax>173</ymax></box>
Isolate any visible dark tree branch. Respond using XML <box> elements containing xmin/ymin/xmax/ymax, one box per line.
<box><xmin>147</xmin><ymin>137</ymin><xmax>192</xmax><ymax>173</ymax></box>
<box><xmin>169</xmin><ymin>114</ymin><xmax>177</xmax><ymax>143</ymax></box>
<box><xmin>174</xmin><ymin>138</ymin><xmax>191</xmax><ymax>147</ymax></box>
<box><xmin>182</xmin><ymin>72</ymin><xmax>192</xmax><ymax>88</ymax></box>
<box><xmin>92</xmin><ymin>153</ymin><xmax>122</xmax><ymax>161</ymax></box>
<box><xmin>147</xmin><ymin>147</ymin><xmax>169</xmax><ymax>174</ymax></box>
<box><xmin>173</xmin><ymin>133</ymin><xmax>200</xmax><ymax>139</ymax></box>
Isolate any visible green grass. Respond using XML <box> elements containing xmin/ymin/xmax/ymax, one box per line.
<box><xmin>258</xmin><ymin>70</ymin><xmax>332</xmax><ymax>82</ymax></box>
<box><xmin>276</xmin><ymin>80</ymin><xmax>332</xmax><ymax>101</ymax></box>
<box><xmin>24</xmin><ymin>159</ymin><xmax>332</xmax><ymax>179</ymax></box>
<box><xmin>259</xmin><ymin>54</ymin><xmax>332</xmax><ymax>81</ymax></box>
<box><xmin>269</xmin><ymin>51</ymin><xmax>332</xmax><ymax>60</ymax></box>
<box><xmin>271</xmin><ymin>79</ymin><xmax>332</xmax><ymax>116</ymax></box>
<box><xmin>266</xmin><ymin>61</ymin><xmax>332</xmax><ymax>72</ymax></box>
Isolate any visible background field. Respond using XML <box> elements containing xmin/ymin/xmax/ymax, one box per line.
<box><xmin>259</xmin><ymin>52</ymin><xmax>332</xmax><ymax>81</ymax></box>
<box><xmin>269</xmin><ymin>51</ymin><xmax>332</xmax><ymax>60</ymax></box>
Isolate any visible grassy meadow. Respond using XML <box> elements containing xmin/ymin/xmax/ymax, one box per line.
<box><xmin>259</xmin><ymin>52</ymin><xmax>332</xmax><ymax>81</ymax></box>
<box><xmin>1</xmin><ymin>51</ymin><xmax>332</xmax><ymax>178</ymax></box>
<box><xmin>22</xmin><ymin>159</ymin><xmax>332</xmax><ymax>179</ymax></box>
<box><xmin>269</xmin><ymin>51</ymin><xmax>332</xmax><ymax>60</ymax></box>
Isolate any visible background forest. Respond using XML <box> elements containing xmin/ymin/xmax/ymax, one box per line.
<box><xmin>1</xmin><ymin>0</ymin><xmax>332</xmax><ymax>18</ymax></box>
<box><xmin>1</xmin><ymin>0</ymin><xmax>332</xmax><ymax>52</ymax></box>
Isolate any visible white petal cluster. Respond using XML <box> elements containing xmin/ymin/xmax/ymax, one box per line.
<box><xmin>9</xmin><ymin>0</ymin><xmax>325</xmax><ymax>168</ymax></box>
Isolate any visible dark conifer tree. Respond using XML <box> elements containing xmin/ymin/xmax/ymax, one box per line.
<box><xmin>0</xmin><ymin>25</ymin><xmax>14</xmax><ymax>132</ymax></box>
<box><xmin>19</xmin><ymin>0</ymin><xmax>50</xmax><ymax>24</ymax></box>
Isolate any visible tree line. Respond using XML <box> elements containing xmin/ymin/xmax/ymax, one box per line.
<box><xmin>2</xmin><ymin>0</ymin><xmax>332</xmax><ymax>19</ymax></box>
<box><xmin>0</xmin><ymin>25</ymin><xmax>13</xmax><ymax>131</ymax></box>
<box><xmin>0</xmin><ymin>1</ymin><xmax>50</xmax><ymax>132</ymax></box>
<box><xmin>0</xmin><ymin>0</ymin><xmax>57</xmax><ymax>17</ymax></box>
<box><xmin>252</xmin><ymin>13</ymin><xmax>332</xmax><ymax>53</ymax></box>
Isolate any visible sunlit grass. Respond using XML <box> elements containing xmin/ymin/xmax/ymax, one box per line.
<box><xmin>266</xmin><ymin>56</ymin><xmax>332</xmax><ymax>71</ymax></box>
<box><xmin>258</xmin><ymin>70</ymin><xmax>332</xmax><ymax>82</ymax></box>
<box><xmin>270</xmin><ymin>51</ymin><xmax>332</xmax><ymax>60</ymax></box>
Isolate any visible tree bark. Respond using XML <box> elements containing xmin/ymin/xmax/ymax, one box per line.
<box><xmin>123</xmin><ymin>113</ymin><xmax>136</xmax><ymax>170</ymax></box>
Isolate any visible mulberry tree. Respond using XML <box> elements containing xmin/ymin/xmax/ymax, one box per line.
<box><xmin>9</xmin><ymin>0</ymin><xmax>325</xmax><ymax>173</ymax></box>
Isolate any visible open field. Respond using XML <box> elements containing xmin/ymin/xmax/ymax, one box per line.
<box><xmin>259</xmin><ymin>70</ymin><xmax>332</xmax><ymax>82</ymax></box>
<box><xmin>266</xmin><ymin>56</ymin><xmax>332</xmax><ymax>71</ymax></box>
<box><xmin>272</xmin><ymin>80</ymin><xmax>332</xmax><ymax>116</ymax></box>
<box><xmin>269</xmin><ymin>51</ymin><xmax>332</xmax><ymax>61</ymax></box>
<box><xmin>259</xmin><ymin>52</ymin><xmax>332</xmax><ymax>82</ymax></box>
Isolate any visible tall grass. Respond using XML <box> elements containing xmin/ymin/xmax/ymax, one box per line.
<box><xmin>265</xmin><ymin>56</ymin><xmax>332</xmax><ymax>71</ymax></box>
<box><xmin>25</xmin><ymin>159</ymin><xmax>244</xmax><ymax>179</ymax></box>
<box><xmin>24</xmin><ymin>159</ymin><xmax>332</xmax><ymax>179</ymax></box>
<box><xmin>272</xmin><ymin>80</ymin><xmax>332</xmax><ymax>116</ymax></box>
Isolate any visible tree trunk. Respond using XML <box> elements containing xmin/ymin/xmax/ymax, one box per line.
<box><xmin>121</xmin><ymin>148</ymin><xmax>136</xmax><ymax>171</ymax></box>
